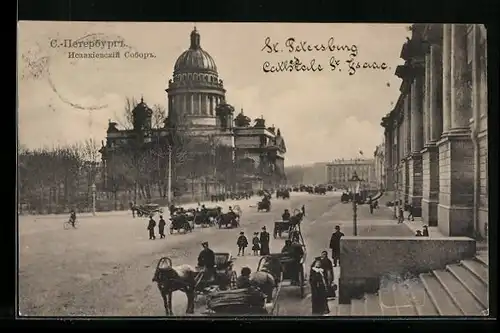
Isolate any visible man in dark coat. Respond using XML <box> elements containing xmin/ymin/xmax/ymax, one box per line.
<box><xmin>329</xmin><ymin>225</ymin><xmax>344</xmax><ymax>267</ymax></box>
<box><xmin>260</xmin><ymin>226</ymin><xmax>270</xmax><ymax>255</ymax></box>
<box><xmin>316</xmin><ymin>251</ymin><xmax>335</xmax><ymax>298</ymax></box>
<box><xmin>147</xmin><ymin>216</ymin><xmax>156</xmax><ymax>240</ymax></box>
<box><xmin>158</xmin><ymin>215</ymin><xmax>166</xmax><ymax>239</ymax></box>
<box><xmin>301</xmin><ymin>205</ymin><xmax>306</xmax><ymax>217</ymax></box>
<box><xmin>197</xmin><ymin>241</ymin><xmax>216</xmax><ymax>282</ymax></box>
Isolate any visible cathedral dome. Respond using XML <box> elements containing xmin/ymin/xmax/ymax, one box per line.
<box><xmin>173</xmin><ymin>27</ymin><xmax>218</xmax><ymax>75</ymax></box>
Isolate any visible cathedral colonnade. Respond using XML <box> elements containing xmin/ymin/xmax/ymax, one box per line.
<box><xmin>382</xmin><ymin>24</ymin><xmax>488</xmax><ymax>238</ymax></box>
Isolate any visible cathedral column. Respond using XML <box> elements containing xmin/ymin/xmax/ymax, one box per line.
<box><xmin>408</xmin><ymin>66</ymin><xmax>424</xmax><ymax>218</ymax></box>
<box><xmin>437</xmin><ymin>24</ymin><xmax>474</xmax><ymax>236</ymax></box>
<box><xmin>197</xmin><ymin>94</ymin><xmax>203</xmax><ymax>115</ymax></box>
<box><xmin>450</xmin><ymin>24</ymin><xmax>472</xmax><ymax>132</ymax></box>
<box><xmin>210</xmin><ymin>96</ymin><xmax>215</xmax><ymax>115</ymax></box>
<box><xmin>423</xmin><ymin>52</ymin><xmax>431</xmax><ymax>146</ymax></box>
<box><xmin>201</xmin><ymin>94</ymin><xmax>207</xmax><ymax>115</ymax></box>
<box><xmin>404</xmin><ymin>94</ymin><xmax>412</xmax><ymax>154</ymax></box>
<box><xmin>168</xmin><ymin>96</ymin><xmax>173</xmax><ymax>118</ymax></box>
<box><xmin>205</xmin><ymin>95</ymin><xmax>210</xmax><ymax>115</ymax></box>
<box><xmin>441</xmin><ymin>24</ymin><xmax>452</xmax><ymax>134</ymax></box>
<box><xmin>183</xmin><ymin>95</ymin><xmax>188</xmax><ymax>115</ymax></box>
<box><xmin>189</xmin><ymin>93</ymin><xmax>194</xmax><ymax>115</ymax></box>
<box><xmin>422</xmin><ymin>34</ymin><xmax>443</xmax><ymax>227</ymax></box>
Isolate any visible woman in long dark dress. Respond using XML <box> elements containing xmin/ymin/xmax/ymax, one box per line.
<box><xmin>309</xmin><ymin>259</ymin><xmax>330</xmax><ymax>315</ymax></box>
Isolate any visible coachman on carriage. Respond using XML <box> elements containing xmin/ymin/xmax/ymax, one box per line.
<box><xmin>273</xmin><ymin>208</ymin><xmax>304</xmax><ymax>239</ymax></box>
<box><xmin>152</xmin><ymin>251</ymin><xmax>238</xmax><ymax>315</ymax></box>
<box><xmin>257</xmin><ymin>195</ymin><xmax>271</xmax><ymax>212</ymax></box>
<box><xmin>257</xmin><ymin>232</ymin><xmax>307</xmax><ymax>298</ymax></box>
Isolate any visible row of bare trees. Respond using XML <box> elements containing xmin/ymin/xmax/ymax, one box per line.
<box><xmin>18</xmin><ymin>138</ymin><xmax>101</xmax><ymax>214</ymax></box>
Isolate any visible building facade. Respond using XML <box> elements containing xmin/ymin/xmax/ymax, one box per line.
<box><xmin>373</xmin><ymin>143</ymin><xmax>386</xmax><ymax>190</ymax></box>
<box><xmin>100</xmin><ymin>27</ymin><xmax>286</xmax><ymax>202</ymax></box>
<box><xmin>326</xmin><ymin>158</ymin><xmax>376</xmax><ymax>190</ymax></box>
<box><xmin>381</xmin><ymin>24</ymin><xmax>487</xmax><ymax>238</ymax></box>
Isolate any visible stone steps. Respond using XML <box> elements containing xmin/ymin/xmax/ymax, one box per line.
<box><xmin>331</xmin><ymin>252</ymin><xmax>488</xmax><ymax>316</ymax></box>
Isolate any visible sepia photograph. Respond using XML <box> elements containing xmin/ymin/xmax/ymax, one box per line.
<box><xmin>17</xmin><ymin>22</ymin><xmax>489</xmax><ymax>317</ymax></box>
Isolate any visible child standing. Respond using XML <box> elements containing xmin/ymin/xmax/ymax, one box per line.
<box><xmin>251</xmin><ymin>232</ymin><xmax>260</xmax><ymax>255</ymax></box>
<box><xmin>237</xmin><ymin>231</ymin><xmax>248</xmax><ymax>256</ymax></box>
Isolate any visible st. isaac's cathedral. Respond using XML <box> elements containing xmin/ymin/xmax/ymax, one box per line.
<box><xmin>100</xmin><ymin>27</ymin><xmax>287</xmax><ymax>202</ymax></box>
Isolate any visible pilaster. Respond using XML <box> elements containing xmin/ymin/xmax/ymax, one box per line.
<box><xmin>437</xmin><ymin>132</ymin><xmax>474</xmax><ymax>237</ymax></box>
<box><xmin>408</xmin><ymin>152</ymin><xmax>423</xmax><ymax>217</ymax></box>
<box><xmin>421</xmin><ymin>143</ymin><xmax>439</xmax><ymax>226</ymax></box>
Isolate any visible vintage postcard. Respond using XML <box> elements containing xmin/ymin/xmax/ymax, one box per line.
<box><xmin>17</xmin><ymin>22</ymin><xmax>489</xmax><ymax>317</ymax></box>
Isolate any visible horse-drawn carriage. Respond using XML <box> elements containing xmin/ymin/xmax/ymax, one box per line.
<box><xmin>276</xmin><ymin>189</ymin><xmax>290</xmax><ymax>199</ymax></box>
<box><xmin>314</xmin><ymin>186</ymin><xmax>327</xmax><ymax>195</ymax></box>
<box><xmin>257</xmin><ymin>199</ymin><xmax>271</xmax><ymax>212</ymax></box>
<box><xmin>257</xmin><ymin>234</ymin><xmax>307</xmax><ymax>298</ymax></box>
<box><xmin>217</xmin><ymin>205</ymin><xmax>242</xmax><ymax>229</ymax></box>
<box><xmin>152</xmin><ymin>252</ymin><xmax>238</xmax><ymax>315</ymax></box>
<box><xmin>273</xmin><ymin>209</ymin><xmax>304</xmax><ymax>238</ymax></box>
<box><xmin>203</xmin><ymin>287</ymin><xmax>271</xmax><ymax>316</ymax></box>
<box><xmin>169</xmin><ymin>211</ymin><xmax>194</xmax><ymax>234</ymax></box>
<box><xmin>135</xmin><ymin>203</ymin><xmax>163</xmax><ymax>217</ymax></box>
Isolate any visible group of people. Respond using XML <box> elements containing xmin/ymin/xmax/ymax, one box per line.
<box><xmin>146</xmin><ymin>215</ymin><xmax>167</xmax><ymax>240</ymax></box>
<box><xmin>308</xmin><ymin>225</ymin><xmax>345</xmax><ymax>315</ymax></box>
<box><xmin>236</xmin><ymin>226</ymin><xmax>271</xmax><ymax>256</ymax></box>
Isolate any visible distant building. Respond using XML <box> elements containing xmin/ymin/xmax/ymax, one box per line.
<box><xmin>373</xmin><ymin>144</ymin><xmax>385</xmax><ymax>190</ymax></box>
<box><xmin>326</xmin><ymin>158</ymin><xmax>376</xmax><ymax>189</ymax></box>
<box><xmin>100</xmin><ymin>27</ymin><xmax>286</xmax><ymax>202</ymax></box>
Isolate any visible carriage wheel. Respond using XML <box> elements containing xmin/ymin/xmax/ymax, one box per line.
<box><xmin>229</xmin><ymin>270</ymin><xmax>238</xmax><ymax>289</ymax></box>
<box><xmin>299</xmin><ymin>266</ymin><xmax>305</xmax><ymax>298</ymax></box>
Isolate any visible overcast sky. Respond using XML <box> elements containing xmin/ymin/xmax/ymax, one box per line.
<box><xmin>18</xmin><ymin>22</ymin><xmax>410</xmax><ymax>166</ymax></box>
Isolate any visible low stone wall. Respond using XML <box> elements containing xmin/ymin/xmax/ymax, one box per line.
<box><xmin>338</xmin><ymin>236</ymin><xmax>476</xmax><ymax>304</ymax></box>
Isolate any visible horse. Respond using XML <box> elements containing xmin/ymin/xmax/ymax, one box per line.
<box><xmin>250</xmin><ymin>255</ymin><xmax>283</xmax><ymax>303</ymax></box>
<box><xmin>217</xmin><ymin>211</ymin><xmax>239</xmax><ymax>228</ymax></box>
<box><xmin>152</xmin><ymin>258</ymin><xmax>198</xmax><ymax>315</ymax></box>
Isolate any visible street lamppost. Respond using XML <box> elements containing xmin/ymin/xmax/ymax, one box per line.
<box><xmin>91</xmin><ymin>183</ymin><xmax>96</xmax><ymax>216</ymax></box>
<box><xmin>349</xmin><ymin>171</ymin><xmax>364</xmax><ymax>236</ymax></box>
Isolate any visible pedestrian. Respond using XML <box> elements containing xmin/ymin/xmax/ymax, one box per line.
<box><xmin>301</xmin><ymin>204</ymin><xmax>306</xmax><ymax>217</ymax></box>
<box><xmin>315</xmin><ymin>251</ymin><xmax>335</xmax><ymax>298</ymax></box>
<box><xmin>251</xmin><ymin>232</ymin><xmax>260</xmax><ymax>255</ymax></box>
<box><xmin>422</xmin><ymin>225</ymin><xmax>429</xmax><ymax>236</ymax></box>
<box><xmin>368</xmin><ymin>196</ymin><xmax>374</xmax><ymax>214</ymax></box>
<box><xmin>310</xmin><ymin>259</ymin><xmax>330</xmax><ymax>315</ymax></box>
<box><xmin>259</xmin><ymin>226</ymin><xmax>270</xmax><ymax>256</ymax></box>
<box><xmin>158</xmin><ymin>215</ymin><xmax>166</xmax><ymax>239</ymax></box>
<box><xmin>147</xmin><ymin>215</ymin><xmax>156</xmax><ymax>240</ymax></box>
<box><xmin>237</xmin><ymin>231</ymin><xmax>248</xmax><ymax>256</ymax></box>
<box><xmin>329</xmin><ymin>225</ymin><xmax>344</xmax><ymax>267</ymax></box>
<box><xmin>398</xmin><ymin>206</ymin><xmax>404</xmax><ymax>224</ymax></box>
<box><xmin>407</xmin><ymin>203</ymin><xmax>414</xmax><ymax>221</ymax></box>
<box><xmin>130</xmin><ymin>202</ymin><xmax>135</xmax><ymax>218</ymax></box>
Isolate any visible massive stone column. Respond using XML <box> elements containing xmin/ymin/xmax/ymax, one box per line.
<box><xmin>437</xmin><ymin>24</ymin><xmax>474</xmax><ymax>237</ymax></box>
<box><xmin>404</xmin><ymin>94</ymin><xmax>412</xmax><ymax>154</ymax></box>
<box><xmin>198</xmin><ymin>94</ymin><xmax>203</xmax><ymax>115</ymax></box>
<box><xmin>384</xmin><ymin>129</ymin><xmax>393</xmax><ymax>192</ymax></box>
<box><xmin>442</xmin><ymin>24</ymin><xmax>452</xmax><ymax>134</ymax></box>
<box><xmin>422</xmin><ymin>35</ymin><xmax>443</xmax><ymax>227</ymax></box>
<box><xmin>189</xmin><ymin>94</ymin><xmax>194</xmax><ymax>115</ymax></box>
<box><xmin>409</xmin><ymin>68</ymin><xmax>424</xmax><ymax>217</ymax></box>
